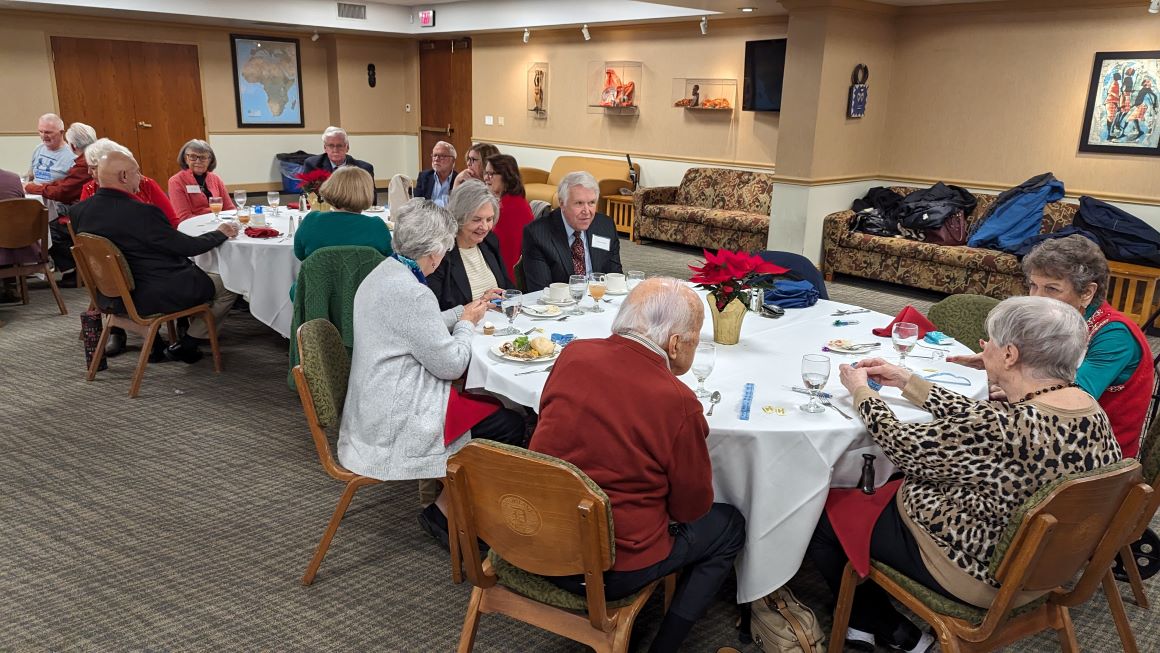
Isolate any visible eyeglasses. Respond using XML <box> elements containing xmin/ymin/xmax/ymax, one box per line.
<box><xmin>323</xmin><ymin>143</ymin><xmax>348</xmax><ymax>150</ymax></box>
<box><xmin>185</xmin><ymin>153</ymin><xmax>211</xmax><ymax>162</ymax></box>
<box><xmin>483</xmin><ymin>171</ymin><xmax>496</xmax><ymax>179</ymax></box>
<box><xmin>465</xmin><ymin>156</ymin><xmax>481</xmax><ymax>164</ymax></box>
<box><xmin>432</xmin><ymin>154</ymin><xmax>454</xmax><ymax>160</ymax></box>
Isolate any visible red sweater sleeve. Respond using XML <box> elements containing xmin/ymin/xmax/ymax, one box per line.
<box><xmin>662</xmin><ymin>397</ymin><xmax>714</xmax><ymax>523</ymax></box>
<box><xmin>39</xmin><ymin>155</ymin><xmax>89</xmax><ymax>203</ymax></box>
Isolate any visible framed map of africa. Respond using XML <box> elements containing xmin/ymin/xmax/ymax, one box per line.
<box><xmin>230</xmin><ymin>34</ymin><xmax>305</xmax><ymax>128</ymax></box>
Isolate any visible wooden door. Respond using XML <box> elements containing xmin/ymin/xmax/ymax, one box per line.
<box><xmin>418</xmin><ymin>38</ymin><xmax>472</xmax><ymax>172</ymax></box>
<box><xmin>51</xmin><ymin>37</ymin><xmax>206</xmax><ymax>182</ymax></box>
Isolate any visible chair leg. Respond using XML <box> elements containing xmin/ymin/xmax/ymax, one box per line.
<box><xmin>1121</xmin><ymin>543</ymin><xmax>1150</xmax><ymax>608</ymax></box>
<box><xmin>43</xmin><ymin>263</ymin><xmax>67</xmax><ymax>315</ymax></box>
<box><xmin>1103</xmin><ymin>570</ymin><xmax>1140</xmax><ymax>653</ymax></box>
<box><xmin>129</xmin><ymin>323</ymin><xmax>160</xmax><ymax>398</ymax></box>
<box><xmin>827</xmin><ymin>563</ymin><xmax>858</xmax><ymax>653</ymax></box>
<box><xmin>87</xmin><ymin>322</ymin><xmax>113</xmax><ymax>381</ymax></box>
<box><xmin>448</xmin><ymin>501</ymin><xmax>463</xmax><ymax>585</ymax></box>
<box><xmin>18</xmin><ymin>274</ymin><xmax>29</xmax><ymax>304</ymax></box>
<box><xmin>1055</xmin><ymin>605</ymin><xmax>1080</xmax><ymax>653</ymax></box>
<box><xmin>202</xmin><ymin>309</ymin><xmax>223</xmax><ymax>373</ymax></box>
<box><xmin>301</xmin><ymin>477</ymin><xmax>373</xmax><ymax>586</ymax></box>
<box><xmin>456</xmin><ymin>587</ymin><xmax>485</xmax><ymax>653</ymax></box>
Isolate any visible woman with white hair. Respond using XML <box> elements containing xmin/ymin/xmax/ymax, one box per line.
<box><xmin>168</xmin><ymin>139</ymin><xmax>235</xmax><ymax>223</ymax></box>
<box><xmin>79</xmin><ymin>138</ymin><xmax>177</xmax><ymax>227</ymax></box>
<box><xmin>23</xmin><ymin>121</ymin><xmax>96</xmax><ymax>204</ymax></box>
<box><xmin>338</xmin><ymin>198</ymin><xmax>526</xmax><ymax>548</ymax></box>
<box><xmin>425</xmin><ymin>179</ymin><xmax>510</xmax><ymax>312</ymax></box>
<box><xmin>808</xmin><ymin>295</ymin><xmax>1122</xmax><ymax>653</ymax></box>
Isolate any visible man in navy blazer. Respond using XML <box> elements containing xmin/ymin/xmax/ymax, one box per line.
<box><xmin>413</xmin><ymin>140</ymin><xmax>458</xmax><ymax>207</ymax></box>
<box><xmin>521</xmin><ymin>171</ymin><xmax>622</xmax><ymax>293</ymax></box>
<box><xmin>302</xmin><ymin>126</ymin><xmax>375</xmax><ymax>177</ymax></box>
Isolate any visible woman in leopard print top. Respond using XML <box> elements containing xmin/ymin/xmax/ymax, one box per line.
<box><xmin>808</xmin><ymin>296</ymin><xmax>1121</xmax><ymax>653</ymax></box>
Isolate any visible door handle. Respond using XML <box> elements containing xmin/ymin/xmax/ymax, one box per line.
<box><xmin>137</xmin><ymin>121</ymin><xmax>153</xmax><ymax>128</ymax></box>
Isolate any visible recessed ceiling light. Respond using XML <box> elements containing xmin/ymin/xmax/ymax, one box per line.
<box><xmin>739</xmin><ymin>6</ymin><xmax>755</xmax><ymax>12</ymax></box>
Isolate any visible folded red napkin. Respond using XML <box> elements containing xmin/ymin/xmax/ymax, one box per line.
<box><xmin>244</xmin><ymin>226</ymin><xmax>281</xmax><ymax>238</ymax></box>
<box><xmin>871</xmin><ymin>304</ymin><xmax>936</xmax><ymax>338</ymax></box>
<box><xmin>287</xmin><ymin>202</ymin><xmax>300</xmax><ymax>210</ymax></box>
<box><xmin>444</xmin><ymin>388</ymin><xmax>502</xmax><ymax>446</ymax></box>
<box><xmin>824</xmin><ymin>479</ymin><xmax>904</xmax><ymax>577</ymax></box>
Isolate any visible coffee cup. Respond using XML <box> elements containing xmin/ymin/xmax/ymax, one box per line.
<box><xmin>547</xmin><ymin>282</ymin><xmax>570</xmax><ymax>302</ymax></box>
<box><xmin>605</xmin><ymin>273</ymin><xmax>627</xmax><ymax>293</ymax></box>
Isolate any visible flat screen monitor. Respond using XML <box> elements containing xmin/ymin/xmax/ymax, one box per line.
<box><xmin>742</xmin><ymin>38</ymin><xmax>787</xmax><ymax>112</ymax></box>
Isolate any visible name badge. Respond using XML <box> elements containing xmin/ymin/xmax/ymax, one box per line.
<box><xmin>185</xmin><ymin>184</ymin><xmax>201</xmax><ymax>193</ymax></box>
<box><xmin>591</xmin><ymin>235</ymin><xmax>611</xmax><ymax>251</ymax></box>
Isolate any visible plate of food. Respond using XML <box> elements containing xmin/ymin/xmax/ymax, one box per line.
<box><xmin>490</xmin><ymin>335</ymin><xmax>560</xmax><ymax>363</ymax></box>
<box><xmin>365</xmin><ymin>206</ymin><xmax>387</xmax><ymax>213</ymax></box>
<box><xmin>825</xmin><ymin>339</ymin><xmax>882</xmax><ymax>355</ymax></box>
<box><xmin>522</xmin><ymin>304</ymin><xmax>562</xmax><ymax>318</ymax></box>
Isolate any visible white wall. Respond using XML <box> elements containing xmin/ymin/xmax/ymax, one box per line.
<box><xmin>0</xmin><ymin>135</ymin><xmax>44</xmax><ymax>176</ymax></box>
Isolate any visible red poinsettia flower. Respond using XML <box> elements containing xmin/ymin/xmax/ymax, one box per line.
<box><xmin>294</xmin><ymin>169</ymin><xmax>332</xmax><ymax>194</ymax></box>
<box><xmin>688</xmin><ymin>248</ymin><xmax>790</xmax><ymax>311</ymax></box>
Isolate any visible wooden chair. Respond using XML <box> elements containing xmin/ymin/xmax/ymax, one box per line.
<box><xmin>292</xmin><ymin>318</ymin><xmax>383</xmax><ymax>585</ymax></box>
<box><xmin>63</xmin><ymin>217</ymin><xmax>86</xmax><ymax>291</ymax></box>
<box><xmin>828</xmin><ymin>460</ymin><xmax>1150</xmax><ymax>653</ymax></box>
<box><xmin>71</xmin><ymin>233</ymin><xmax>221</xmax><ymax>397</ymax></box>
<box><xmin>928</xmin><ymin>294</ymin><xmax>1001</xmax><ymax>353</ymax></box>
<box><xmin>0</xmin><ymin>198</ymin><xmax>67</xmax><ymax>315</ymax></box>
<box><xmin>447</xmin><ymin>440</ymin><xmax>673</xmax><ymax>653</ymax></box>
<box><xmin>1112</xmin><ymin>417</ymin><xmax>1160</xmax><ymax>610</ymax></box>
<box><xmin>1107</xmin><ymin>260</ymin><xmax>1160</xmax><ymax>329</ymax></box>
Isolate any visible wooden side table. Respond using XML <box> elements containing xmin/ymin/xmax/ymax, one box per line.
<box><xmin>604</xmin><ymin>195</ymin><xmax>637</xmax><ymax>242</ymax></box>
<box><xmin>1107</xmin><ymin>260</ymin><xmax>1160</xmax><ymax>328</ymax></box>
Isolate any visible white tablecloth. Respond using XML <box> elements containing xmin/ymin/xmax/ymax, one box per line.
<box><xmin>177</xmin><ymin>208</ymin><xmax>388</xmax><ymax>338</ymax></box>
<box><xmin>465</xmin><ymin>291</ymin><xmax>986</xmax><ymax>602</ymax></box>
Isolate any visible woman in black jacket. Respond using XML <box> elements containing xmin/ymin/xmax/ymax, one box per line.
<box><xmin>425</xmin><ymin>179</ymin><xmax>513</xmax><ymax>312</ymax></box>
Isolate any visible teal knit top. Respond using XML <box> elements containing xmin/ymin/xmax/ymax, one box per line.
<box><xmin>293</xmin><ymin>210</ymin><xmax>392</xmax><ymax>261</ymax></box>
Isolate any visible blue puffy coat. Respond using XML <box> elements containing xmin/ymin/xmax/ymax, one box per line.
<box><xmin>967</xmin><ymin>173</ymin><xmax>1065</xmax><ymax>253</ymax></box>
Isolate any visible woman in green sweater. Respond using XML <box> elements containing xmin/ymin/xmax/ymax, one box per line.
<box><xmin>293</xmin><ymin>165</ymin><xmax>392</xmax><ymax>261</ymax></box>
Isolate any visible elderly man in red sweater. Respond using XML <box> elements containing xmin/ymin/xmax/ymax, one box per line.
<box><xmin>531</xmin><ymin>277</ymin><xmax>745</xmax><ymax>653</ymax></box>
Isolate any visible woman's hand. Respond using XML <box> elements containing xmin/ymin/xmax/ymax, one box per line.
<box><xmin>461</xmin><ymin>299</ymin><xmax>489</xmax><ymax>325</ymax></box>
<box><xmin>838</xmin><ymin>363</ymin><xmax>868</xmax><ymax>394</ymax></box>
<box><xmin>852</xmin><ymin>357</ymin><xmax>912</xmax><ymax>389</ymax></box>
<box><xmin>480</xmin><ymin>288</ymin><xmax>503</xmax><ymax>303</ymax></box>
<box><xmin>453</xmin><ymin>169</ymin><xmax>479</xmax><ymax>188</ymax></box>
<box><xmin>947</xmin><ymin>340</ymin><xmax>985</xmax><ymax>369</ymax></box>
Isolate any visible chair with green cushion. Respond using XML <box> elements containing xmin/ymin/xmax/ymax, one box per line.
<box><xmin>928</xmin><ymin>293</ymin><xmax>1001</xmax><ymax>352</ymax></box>
<box><xmin>292</xmin><ymin>318</ymin><xmax>382</xmax><ymax>585</ymax></box>
<box><xmin>287</xmin><ymin>246</ymin><xmax>385</xmax><ymax>389</ymax></box>
<box><xmin>1113</xmin><ymin>416</ymin><xmax>1160</xmax><ymax>609</ymax></box>
<box><xmin>446</xmin><ymin>440</ymin><xmax>673</xmax><ymax>653</ymax></box>
<box><xmin>828</xmin><ymin>460</ymin><xmax>1150</xmax><ymax>653</ymax></box>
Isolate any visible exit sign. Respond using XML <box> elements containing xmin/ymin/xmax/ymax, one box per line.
<box><xmin>418</xmin><ymin>10</ymin><xmax>435</xmax><ymax>27</ymax></box>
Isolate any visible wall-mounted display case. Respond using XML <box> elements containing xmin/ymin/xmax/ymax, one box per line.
<box><xmin>671</xmin><ymin>78</ymin><xmax>737</xmax><ymax>112</ymax></box>
<box><xmin>587</xmin><ymin>60</ymin><xmax>642</xmax><ymax>114</ymax></box>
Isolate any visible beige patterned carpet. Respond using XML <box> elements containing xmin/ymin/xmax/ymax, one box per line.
<box><xmin>1</xmin><ymin>238</ymin><xmax>1156</xmax><ymax>652</ymax></box>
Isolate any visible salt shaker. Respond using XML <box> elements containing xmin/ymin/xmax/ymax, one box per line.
<box><xmin>859</xmin><ymin>453</ymin><xmax>877</xmax><ymax>495</ymax></box>
<box><xmin>749</xmin><ymin>287</ymin><xmax>763</xmax><ymax>313</ymax></box>
<box><xmin>287</xmin><ymin>212</ymin><xmax>297</xmax><ymax>237</ymax></box>
<box><xmin>300</xmin><ymin>193</ymin><xmax>309</xmax><ymax>212</ymax></box>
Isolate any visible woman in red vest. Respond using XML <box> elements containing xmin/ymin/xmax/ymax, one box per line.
<box><xmin>951</xmin><ymin>235</ymin><xmax>1153</xmax><ymax>457</ymax></box>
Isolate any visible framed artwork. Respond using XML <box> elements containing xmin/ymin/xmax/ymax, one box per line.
<box><xmin>230</xmin><ymin>34</ymin><xmax>305</xmax><ymax>128</ymax></box>
<box><xmin>1078</xmin><ymin>50</ymin><xmax>1159</xmax><ymax>155</ymax></box>
<box><xmin>527</xmin><ymin>62</ymin><xmax>548</xmax><ymax>118</ymax></box>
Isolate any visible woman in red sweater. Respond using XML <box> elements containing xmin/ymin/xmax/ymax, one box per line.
<box><xmin>79</xmin><ymin>139</ymin><xmax>178</xmax><ymax>227</ymax></box>
<box><xmin>483</xmin><ymin>154</ymin><xmax>533</xmax><ymax>282</ymax></box>
<box><xmin>168</xmin><ymin>139</ymin><xmax>235</xmax><ymax>223</ymax></box>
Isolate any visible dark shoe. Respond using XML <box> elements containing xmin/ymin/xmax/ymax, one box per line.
<box><xmin>148</xmin><ymin>337</ymin><xmax>171</xmax><ymax>363</ymax></box>
<box><xmin>105</xmin><ymin>330</ymin><xmax>127</xmax><ymax>357</ymax></box>
<box><xmin>58</xmin><ymin>271</ymin><xmax>78</xmax><ymax>288</ymax></box>
<box><xmin>163</xmin><ymin>341</ymin><xmax>203</xmax><ymax>364</ymax></box>
<box><xmin>418</xmin><ymin>504</ymin><xmax>450</xmax><ymax>550</ymax></box>
<box><xmin>879</xmin><ymin>622</ymin><xmax>934</xmax><ymax>653</ymax></box>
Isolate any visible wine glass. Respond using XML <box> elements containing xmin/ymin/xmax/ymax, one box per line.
<box><xmin>568</xmin><ymin>274</ymin><xmax>588</xmax><ymax>315</ymax></box>
<box><xmin>234</xmin><ymin>189</ymin><xmax>247</xmax><ymax>209</ymax></box>
<box><xmin>237</xmin><ymin>206</ymin><xmax>251</xmax><ymax>226</ymax></box>
<box><xmin>627</xmin><ymin>270</ymin><xmax>645</xmax><ymax>292</ymax></box>
<box><xmin>892</xmin><ymin>322</ymin><xmax>920</xmax><ymax>369</ymax></box>
<box><xmin>800</xmin><ymin>354</ymin><xmax>831</xmax><ymax>413</ymax></box>
<box><xmin>588</xmin><ymin>273</ymin><xmax>607</xmax><ymax>313</ymax></box>
<box><xmin>691</xmin><ymin>343</ymin><xmax>716</xmax><ymax>398</ymax></box>
<box><xmin>267</xmin><ymin>191</ymin><xmax>280</xmax><ymax>217</ymax></box>
<box><xmin>209</xmin><ymin>196</ymin><xmax>223</xmax><ymax>221</ymax></box>
<box><xmin>499</xmin><ymin>290</ymin><xmax>522</xmax><ymax>336</ymax></box>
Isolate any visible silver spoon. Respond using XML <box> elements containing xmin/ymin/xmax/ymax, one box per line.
<box><xmin>706</xmin><ymin>390</ymin><xmax>722</xmax><ymax>416</ymax></box>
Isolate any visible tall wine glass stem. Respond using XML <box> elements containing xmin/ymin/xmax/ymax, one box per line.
<box><xmin>696</xmin><ymin>376</ymin><xmax>706</xmax><ymax>396</ymax></box>
<box><xmin>899</xmin><ymin>351</ymin><xmax>907</xmax><ymax>368</ymax></box>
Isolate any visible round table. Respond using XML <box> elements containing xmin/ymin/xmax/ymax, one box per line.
<box><xmin>177</xmin><ymin>208</ymin><xmax>389</xmax><ymax>338</ymax></box>
<box><xmin>464</xmin><ymin>290</ymin><xmax>987</xmax><ymax>603</ymax></box>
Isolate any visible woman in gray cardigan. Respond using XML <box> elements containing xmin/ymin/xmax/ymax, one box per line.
<box><xmin>337</xmin><ymin>199</ymin><xmax>526</xmax><ymax>547</ymax></box>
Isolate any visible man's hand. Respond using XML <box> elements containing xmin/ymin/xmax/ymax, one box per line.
<box><xmin>23</xmin><ymin>182</ymin><xmax>44</xmax><ymax>194</ymax></box>
<box><xmin>218</xmin><ymin>222</ymin><xmax>239</xmax><ymax>238</ymax></box>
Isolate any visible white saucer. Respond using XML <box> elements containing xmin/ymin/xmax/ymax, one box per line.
<box><xmin>540</xmin><ymin>297</ymin><xmax>578</xmax><ymax>307</ymax></box>
<box><xmin>604</xmin><ymin>289</ymin><xmax>628</xmax><ymax>296</ymax></box>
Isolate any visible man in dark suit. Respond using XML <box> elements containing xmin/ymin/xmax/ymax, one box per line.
<box><xmin>520</xmin><ymin>171</ymin><xmax>622</xmax><ymax>293</ymax></box>
<box><xmin>71</xmin><ymin>152</ymin><xmax>238</xmax><ymax>363</ymax></box>
<box><xmin>302</xmin><ymin>126</ymin><xmax>375</xmax><ymax>177</ymax></box>
<box><xmin>413</xmin><ymin>140</ymin><xmax>458</xmax><ymax>207</ymax></box>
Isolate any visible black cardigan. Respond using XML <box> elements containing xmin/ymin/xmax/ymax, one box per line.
<box><xmin>426</xmin><ymin>232</ymin><xmax>514</xmax><ymax>311</ymax></box>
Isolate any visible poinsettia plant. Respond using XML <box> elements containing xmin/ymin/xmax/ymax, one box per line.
<box><xmin>294</xmin><ymin>169</ymin><xmax>332</xmax><ymax>195</ymax></box>
<box><xmin>689</xmin><ymin>249</ymin><xmax>789</xmax><ymax>311</ymax></box>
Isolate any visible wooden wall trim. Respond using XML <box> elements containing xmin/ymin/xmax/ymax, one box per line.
<box><xmin>478</xmin><ymin>137</ymin><xmax>777</xmax><ymax>171</ymax></box>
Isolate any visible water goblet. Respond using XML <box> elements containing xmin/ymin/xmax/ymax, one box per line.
<box><xmin>234</xmin><ymin>189</ymin><xmax>247</xmax><ymax>209</ymax></box>
<box><xmin>627</xmin><ymin>270</ymin><xmax>645</xmax><ymax>292</ymax></box>
<box><xmin>892</xmin><ymin>322</ymin><xmax>919</xmax><ymax>369</ymax></box>
<box><xmin>498</xmin><ymin>290</ymin><xmax>522</xmax><ymax>336</ymax></box>
<box><xmin>267</xmin><ymin>191</ymin><xmax>280</xmax><ymax>217</ymax></box>
<box><xmin>800</xmin><ymin>354</ymin><xmax>831</xmax><ymax>413</ymax></box>
<box><xmin>568</xmin><ymin>274</ymin><xmax>588</xmax><ymax>315</ymax></box>
<box><xmin>588</xmin><ymin>274</ymin><xmax>607</xmax><ymax>313</ymax></box>
<box><xmin>691</xmin><ymin>343</ymin><xmax>716</xmax><ymax>398</ymax></box>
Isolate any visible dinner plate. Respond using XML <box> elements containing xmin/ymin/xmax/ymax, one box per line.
<box><xmin>539</xmin><ymin>297</ymin><xmax>578</xmax><ymax>307</ymax></box>
<box><xmin>489</xmin><ymin>342</ymin><xmax>561</xmax><ymax>363</ymax></box>
<box><xmin>522</xmin><ymin>305</ymin><xmax>562</xmax><ymax>317</ymax></box>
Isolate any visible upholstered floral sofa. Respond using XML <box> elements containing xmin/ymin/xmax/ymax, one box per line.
<box><xmin>633</xmin><ymin>168</ymin><xmax>774</xmax><ymax>251</ymax></box>
<box><xmin>821</xmin><ymin>186</ymin><xmax>1076</xmax><ymax>297</ymax></box>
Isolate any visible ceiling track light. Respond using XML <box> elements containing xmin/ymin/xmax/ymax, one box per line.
<box><xmin>523</xmin><ymin>28</ymin><xmax>530</xmax><ymax>43</ymax></box>
<box><xmin>1150</xmin><ymin>0</ymin><xmax>1160</xmax><ymax>14</ymax></box>
<box><xmin>700</xmin><ymin>16</ymin><xmax>708</xmax><ymax>35</ymax></box>
<box><xmin>581</xmin><ymin>24</ymin><xmax>591</xmax><ymax>41</ymax></box>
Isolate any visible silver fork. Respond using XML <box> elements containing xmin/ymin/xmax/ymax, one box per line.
<box><xmin>820</xmin><ymin>397</ymin><xmax>853</xmax><ymax>420</ymax></box>
<box><xmin>515</xmin><ymin>365</ymin><xmax>554</xmax><ymax>376</ymax></box>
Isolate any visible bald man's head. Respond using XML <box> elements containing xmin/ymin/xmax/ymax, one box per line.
<box><xmin>97</xmin><ymin>151</ymin><xmax>142</xmax><ymax>194</ymax></box>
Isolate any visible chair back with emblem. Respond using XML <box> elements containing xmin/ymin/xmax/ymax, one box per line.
<box><xmin>447</xmin><ymin>440</ymin><xmax>670</xmax><ymax>653</ymax></box>
<box><xmin>829</xmin><ymin>459</ymin><xmax>1150</xmax><ymax>653</ymax></box>
<box><xmin>0</xmin><ymin>198</ymin><xmax>66</xmax><ymax>314</ymax></box>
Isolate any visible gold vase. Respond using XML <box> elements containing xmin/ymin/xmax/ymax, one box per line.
<box><xmin>708</xmin><ymin>295</ymin><xmax>746</xmax><ymax>345</ymax></box>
